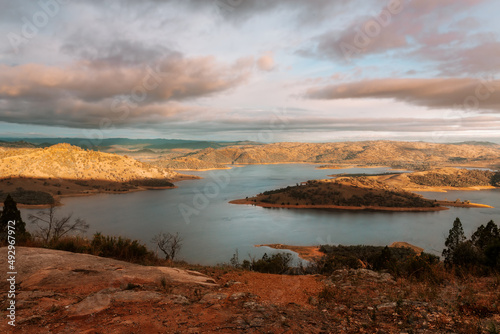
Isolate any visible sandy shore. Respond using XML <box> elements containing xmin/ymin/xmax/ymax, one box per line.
<box><xmin>173</xmin><ymin>167</ymin><xmax>232</xmax><ymax>171</ymax></box>
<box><xmin>229</xmin><ymin>199</ymin><xmax>449</xmax><ymax>212</ymax></box>
<box><xmin>437</xmin><ymin>200</ymin><xmax>494</xmax><ymax>208</ymax></box>
<box><xmin>318</xmin><ymin>165</ymin><xmax>389</xmax><ymax>170</ymax></box>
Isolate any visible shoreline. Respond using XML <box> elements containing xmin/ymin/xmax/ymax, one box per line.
<box><xmin>255</xmin><ymin>241</ymin><xmax>425</xmax><ymax>261</ymax></box>
<box><xmin>436</xmin><ymin>200</ymin><xmax>494</xmax><ymax>208</ymax></box>
<box><xmin>0</xmin><ymin>174</ymin><xmax>199</xmax><ymax>209</ymax></box>
<box><xmin>318</xmin><ymin>164</ymin><xmax>390</xmax><ymax>170</ymax></box>
<box><xmin>1</xmin><ymin>185</ymin><xmax>179</xmax><ymax>209</ymax></box>
<box><xmin>229</xmin><ymin>199</ymin><xmax>449</xmax><ymax>212</ymax></box>
<box><xmin>173</xmin><ymin>167</ymin><xmax>231</xmax><ymax>171</ymax></box>
<box><xmin>255</xmin><ymin>244</ymin><xmax>324</xmax><ymax>261</ymax></box>
<box><xmin>406</xmin><ymin>185</ymin><xmax>497</xmax><ymax>193</ymax></box>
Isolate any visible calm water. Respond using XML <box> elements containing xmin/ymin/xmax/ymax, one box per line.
<box><xmin>21</xmin><ymin>165</ymin><xmax>500</xmax><ymax>265</ymax></box>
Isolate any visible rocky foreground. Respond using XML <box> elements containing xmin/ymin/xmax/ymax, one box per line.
<box><xmin>1</xmin><ymin>247</ymin><xmax>499</xmax><ymax>333</ymax></box>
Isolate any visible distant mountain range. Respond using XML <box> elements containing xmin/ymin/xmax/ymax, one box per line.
<box><xmin>0</xmin><ymin>138</ymin><xmax>262</xmax><ymax>150</ymax></box>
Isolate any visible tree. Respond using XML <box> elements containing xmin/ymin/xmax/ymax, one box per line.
<box><xmin>0</xmin><ymin>194</ymin><xmax>30</xmax><ymax>243</ymax></box>
<box><xmin>471</xmin><ymin>220</ymin><xmax>500</xmax><ymax>251</ymax></box>
<box><xmin>152</xmin><ymin>232</ymin><xmax>183</xmax><ymax>261</ymax></box>
<box><xmin>442</xmin><ymin>218</ymin><xmax>466</xmax><ymax>267</ymax></box>
<box><xmin>29</xmin><ymin>205</ymin><xmax>89</xmax><ymax>244</ymax></box>
<box><xmin>471</xmin><ymin>220</ymin><xmax>500</xmax><ymax>270</ymax></box>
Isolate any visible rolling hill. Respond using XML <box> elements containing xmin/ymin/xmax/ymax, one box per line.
<box><xmin>0</xmin><ymin>143</ymin><xmax>192</xmax><ymax>206</ymax></box>
<box><xmin>179</xmin><ymin>141</ymin><xmax>500</xmax><ymax>168</ymax></box>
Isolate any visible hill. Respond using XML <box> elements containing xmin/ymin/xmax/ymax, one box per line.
<box><xmin>0</xmin><ymin>138</ymin><xmax>262</xmax><ymax>150</ymax></box>
<box><xmin>371</xmin><ymin>168</ymin><xmax>500</xmax><ymax>192</ymax></box>
<box><xmin>175</xmin><ymin>141</ymin><xmax>500</xmax><ymax>169</ymax></box>
<box><xmin>0</xmin><ymin>144</ymin><xmax>193</xmax><ymax>206</ymax></box>
<box><xmin>152</xmin><ymin>157</ymin><xmax>228</xmax><ymax>170</ymax></box>
<box><xmin>0</xmin><ymin>143</ymin><xmax>179</xmax><ymax>182</ymax></box>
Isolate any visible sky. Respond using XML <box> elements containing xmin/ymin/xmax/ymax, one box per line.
<box><xmin>0</xmin><ymin>0</ymin><xmax>499</xmax><ymax>143</ymax></box>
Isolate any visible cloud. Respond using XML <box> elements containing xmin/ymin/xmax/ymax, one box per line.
<box><xmin>0</xmin><ymin>54</ymin><xmax>253</xmax><ymax>102</ymax></box>
<box><xmin>305</xmin><ymin>78</ymin><xmax>500</xmax><ymax>112</ymax></box>
<box><xmin>136</xmin><ymin>114</ymin><xmax>500</xmax><ymax>135</ymax></box>
<box><xmin>0</xmin><ymin>53</ymin><xmax>255</xmax><ymax>128</ymax></box>
<box><xmin>256</xmin><ymin>53</ymin><xmax>275</xmax><ymax>71</ymax></box>
<box><xmin>415</xmin><ymin>40</ymin><xmax>500</xmax><ymax>75</ymax></box>
<box><xmin>305</xmin><ymin>0</ymin><xmax>486</xmax><ymax>64</ymax></box>
<box><xmin>60</xmin><ymin>37</ymin><xmax>170</xmax><ymax>67</ymax></box>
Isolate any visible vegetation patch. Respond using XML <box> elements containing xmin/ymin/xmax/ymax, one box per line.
<box><xmin>247</xmin><ymin>179</ymin><xmax>437</xmax><ymax>208</ymax></box>
<box><xmin>408</xmin><ymin>169</ymin><xmax>500</xmax><ymax>187</ymax></box>
<box><xmin>0</xmin><ymin>189</ymin><xmax>54</xmax><ymax>205</ymax></box>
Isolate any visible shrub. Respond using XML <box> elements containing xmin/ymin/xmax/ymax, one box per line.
<box><xmin>247</xmin><ymin>252</ymin><xmax>293</xmax><ymax>274</ymax></box>
<box><xmin>315</xmin><ymin>244</ymin><xmax>441</xmax><ymax>282</ymax></box>
<box><xmin>91</xmin><ymin>232</ymin><xmax>157</xmax><ymax>264</ymax></box>
<box><xmin>51</xmin><ymin>236</ymin><xmax>91</xmax><ymax>253</ymax></box>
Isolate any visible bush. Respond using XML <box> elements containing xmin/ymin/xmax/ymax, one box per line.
<box><xmin>91</xmin><ymin>232</ymin><xmax>158</xmax><ymax>264</ymax></box>
<box><xmin>243</xmin><ymin>252</ymin><xmax>293</xmax><ymax>274</ymax></box>
<box><xmin>314</xmin><ymin>244</ymin><xmax>441</xmax><ymax>282</ymax></box>
<box><xmin>51</xmin><ymin>236</ymin><xmax>91</xmax><ymax>253</ymax></box>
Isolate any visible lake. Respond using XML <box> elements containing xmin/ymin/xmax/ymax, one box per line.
<box><xmin>21</xmin><ymin>164</ymin><xmax>500</xmax><ymax>265</ymax></box>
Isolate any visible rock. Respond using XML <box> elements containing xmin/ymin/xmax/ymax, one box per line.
<box><xmin>232</xmin><ymin>317</ymin><xmax>247</xmax><ymax>328</ymax></box>
<box><xmin>68</xmin><ymin>292</ymin><xmax>111</xmax><ymax>317</ymax></box>
<box><xmin>17</xmin><ymin>290</ymin><xmax>56</xmax><ymax>300</ymax></box>
<box><xmin>7</xmin><ymin>247</ymin><xmax>217</xmax><ymax>294</ymax></box>
<box><xmin>249</xmin><ymin>317</ymin><xmax>265</xmax><ymax>327</ymax></box>
<box><xmin>162</xmin><ymin>294</ymin><xmax>191</xmax><ymax>305</ymax></box>
<box><xmin>17</xmin><ymin>315</ymin><xmax>43</xmax><ymax>325</ymax></box>
<box><xmin>377</xmin><ymin>302</ymin><xmax>397</xmax><ymax>310</ymax></box>
<box><xmin>200</xmin><ymin>293</ymin><xmax>228</xmax><ymax>304</ymax></box>
<box><xmin>111</xmin><ymin>290</ymin><xmax>163</xmax><ymax>303</ymax></box>
<box><xmin>229</xmin><ymin>292</ymin><xmax>249</xmax><ymax>300</ymax></box>
<box><xmin>243</xmin><ymin>301</ymin><xmax>259</xmax><ymax>309</ymax></box>
<box><xmin>308</xmin><ymin>296</ymin><xmax>319</xmax><ymax>306</ymax></box>
<box><xmin>224</xmin><ymin>280</ymin><xmax>242</xmax><ymax>287</ymax></box>
<box><xmin>329</xmin><ymin>268</ymin><xmax>395</xmax><ymax>286</ymax></box>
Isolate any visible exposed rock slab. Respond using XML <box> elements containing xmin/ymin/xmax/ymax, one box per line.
<box><xmin>0</xmin><ymin>247</ymin><xmax>217</xmax><ymax>295</ymax></box>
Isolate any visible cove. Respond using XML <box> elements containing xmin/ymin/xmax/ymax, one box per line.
<box><xmin>21</xmin><ymin>164</ymin><xmax>500</xmax><ymax>265</ymax></box>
